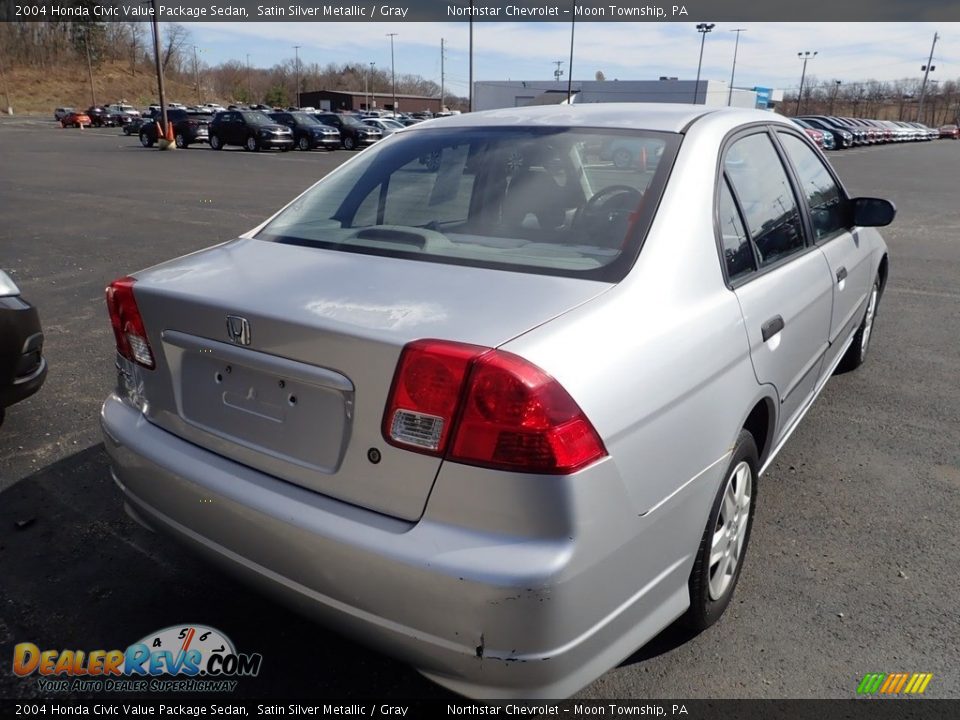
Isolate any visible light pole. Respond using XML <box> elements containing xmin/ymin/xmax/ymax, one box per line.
<box><xmin>387</xmin><ymin>33</ymin><xmax>398</xmax><ymax>115</ymax></box>
<box><xmin>795</xmin><ymin>50</ymin><xmax>817</xmax><ymax>115</ymax></box>
<box><xmin>727</xmin><ymin>28</ymin><xmax>746</xmax><ymax>106</ymax></box>
<box><xmin>567</xmin><ymin>0</ymin><xmax>576</xmax><ymax>104</ymax></box>
<box><xmin>694</xmin><ymin>23</ymin><xmax>715</xmax><ymax>105</ymax></box>
<box><xmin>246</xmin><ymin>54</ymin><xmax>251</xmax><ymax>102</ymax></box>
<box><xmin>830</xmin><ymin>80</ymin><xmax>841</xmax><ymax>115</ymax></box>
<box><xmin>916</xmin><ymin>32</ymin><xmax>939</xmax><ymax>122</ymax></box>
<box><xmin>293</xmin><ymin>45</ymin><xmax>301</xmax><ymax>108</ymax></box>
<box><xmin>366</xmin><ymin>62</ymin><xmax>375</xmax><ymax>110</ymax></box>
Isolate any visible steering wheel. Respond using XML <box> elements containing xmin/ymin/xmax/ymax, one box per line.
<box><xmin>574</xmin><ymin>185</ymin><xmax>644</xmax><ymax>231</ymax></box>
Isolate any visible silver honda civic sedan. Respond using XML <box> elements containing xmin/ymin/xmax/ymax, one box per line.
<box><xmin>101</xmin><ymin>104</ymin><xmax>893</xmax><ymax>698</ymax></box>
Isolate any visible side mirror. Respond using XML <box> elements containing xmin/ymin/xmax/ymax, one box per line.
<box><xmin>852</xmin><ymin>197</ymin><xmax>896</xmax><ymax>227</ymax></box>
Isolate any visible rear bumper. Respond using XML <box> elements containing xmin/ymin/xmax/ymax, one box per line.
<box><xmin>0</xmin><ymin>296</ymin><xmax>47</xmax><ymax>410</ymax></box>
<box><xmin>100</xmin><ymin>393</ymin><xmax>705</xmax><ymax>698</ymax></box>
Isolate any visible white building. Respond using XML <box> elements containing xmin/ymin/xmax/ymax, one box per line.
<box><xmin>474</xmin><ymin>79</ymin><xmax>765</xmax><ymax>112</ymax></box>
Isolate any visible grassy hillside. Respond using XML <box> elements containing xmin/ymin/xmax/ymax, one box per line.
<box><xmin>4</xmin><ymin>62</ymin><xmax>202</xmax><ymax>115</ymax></box>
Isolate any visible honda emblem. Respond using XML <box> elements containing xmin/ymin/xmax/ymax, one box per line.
<box><xmin>226</xmin><ymin>315</ymin><xmax>251</xmax><ymax>346</ymax></box>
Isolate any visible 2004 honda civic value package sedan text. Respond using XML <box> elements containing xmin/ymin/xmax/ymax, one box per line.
<box><xmin>101</xmin><ymin>104</ymin><xmax>893</xmax><ymax>698</ymax></box>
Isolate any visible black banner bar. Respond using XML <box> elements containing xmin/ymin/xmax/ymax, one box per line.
<box><xmin>1</xmin><ymin>699</ymin><xmax>959</xmax><ymax>719</ymax></box>
<box><xmin>1</xmin><ymin>0</ymin><xmax>960</xmax><ymax>22</ymax></box>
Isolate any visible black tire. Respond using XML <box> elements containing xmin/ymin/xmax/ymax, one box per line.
<box><xmin>175</xmin><ymin>133</ymin><xmax>187</xmax><ymax>149</ymax></box>
<box><xmin>685</xmin><ymin>429</ymin><xmax>759</xmax><ymax>632</ymax></box>
<box><xmin>343</xmin><ymin>135</ymin><xmax>356</xmax><ymax>151</ymax></box>
<box><xmin>836</xmin><ymin>274</ymin><xmax>881</xmax><ymax>374</ymax></box>
<box><xmin>298</xmin><ymin>136</ymin><xmax>310</xmax><ymax>151</ymax></box>
<box><xmin>245</xmin><ymin>135</ymin><xmax>259</xmax><ymax>152</ymax></box>
<box><xmin>139</xmin><ymin>132</ymin><xmax>154</xmax><ymax>148</ymax></box>
<box><xmin>209</xmin><ymin>134</ymin><xmax>223</xmax><ymax>150</ymax></box>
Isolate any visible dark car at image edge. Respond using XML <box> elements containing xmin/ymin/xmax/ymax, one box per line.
<box><xmin>140</xmin><ymin>110</ymin><xmax>213</xmax><ymax>149</ymax></box>
<box><xmin>0</xmin><ymin>270</ymin><xmax>47</xmax><ymax>427</ymax></box>
<box><xmin>208</xmin><ymin>110</ymin><xmax>294</xmax><ymax>152</ymax></box>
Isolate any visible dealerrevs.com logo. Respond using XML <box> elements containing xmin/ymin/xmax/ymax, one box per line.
<box><xmin>13</xmin><ymin>624</ymin><xmax>262</xmax><ymax>693</ymax></box>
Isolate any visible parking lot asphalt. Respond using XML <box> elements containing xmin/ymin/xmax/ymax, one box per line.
<box><xmin>0</xmin><ymin>119</ymin><xmax>958</xmax><ymax>700</ymax></box>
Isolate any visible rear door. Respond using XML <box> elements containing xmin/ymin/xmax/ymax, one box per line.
<box><xmin>774</xmin><ymin>131</ymin><xmax>872</xmax><ymax>371</ymax></box>
<box><xmin>720</xmin><ymin>129</ymin><xmax>834</xmax><ymax>435</ymax></box>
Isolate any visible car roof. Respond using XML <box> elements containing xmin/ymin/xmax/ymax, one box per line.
<box><xmin>421</xmin><ymin>103</ymin><xmax>788</xmax><ymax>134</ymax></box>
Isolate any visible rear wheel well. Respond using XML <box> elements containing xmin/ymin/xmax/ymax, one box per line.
<box><xmin>743</xmin><ymin>399</ymin><xmax>773</xmax><ymax>466</ymax></box>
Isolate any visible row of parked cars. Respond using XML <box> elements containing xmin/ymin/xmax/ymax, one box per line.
<box><xmin>133</xmin><ymin>108</ymin><xmax>388</xmax><ymax>151</ymax></box>
<box><xmin>791</xmin><ymin>115</ymin><xmax>953</xmax><ymax>151</ymax></box>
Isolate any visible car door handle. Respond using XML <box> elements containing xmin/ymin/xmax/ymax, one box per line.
<box><xmin>836</xmin><ymin>267</ymin><xmax>848</xmax><ymax>283</ymax></box>
<box><xmin>761</xmin><ymin>315</ymin><xmax>785</xmax><ymax>342</ymax></box>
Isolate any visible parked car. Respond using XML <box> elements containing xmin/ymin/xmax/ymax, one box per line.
<box><xmin>105</xmin><ymin>103</ymin><xmax>141</xmax><ymax>127</ymax></box>
<box><xmin>123</xmin><ymin>117</ymin><xmax>148</xmax><ymax>136</ymax></box>
<box><xmin>1</xmin><ymin>270</ymin><xmax>47</xmax><ymax>428</ymax></box>
<box><xmin>139</xmin><ymin>109</ymin><xmax>213</xmax><ymax>149</ymax></box>
<box><xmin>86</xmin><ymin>106</ymin><xmax>114</xmax><ymax>127</ymax></box>
<box><xmin>60</xmin><ymin>111</ymin><xmax>92</xmax><ymax>128</ymax></box>
<box><xmin>598</xmin><ymin>136</ymin><xmax>663</xmax><ymax>168</ymax></box>
<box><xmin>939</xmin><ymin>124</ymin><xmax>959</xmax><ymax>139</ymax></box>
<box><xmin>312</xmin><ymin>112</ymin><xmax>381</xmax><ymax>150</ymax></box>
<box><xmin>201</xmin><ymin>103</ymin><xmax>226</xmax><ymax>114</ymax></box>
<box><xmin>362</xmin><ymin>117</ymin><xmax>406</xmax><ymax>136</ymax></box>
<box><xmin>797</xmin><ymin>116</ymin><xmax>853</xmax><ymax>148</ymax></box>
<box><xmin>208</xmin><ymin>110</ymin><xmax>294</xmax><ymax>151</ymax></box>
<box><xmin>269</xmin><ymin>112</ymin><xmax>341</xmax><ymax>150</ymax></box>
<box><xmin>100</xmin><ymin>104</ymin><xmax>893</xmax><ymax>699</ymax></box>
<box><xmin>54</xmin><ymin>107</ymin><xmax>74</xmax><ymax>121</ymax></box>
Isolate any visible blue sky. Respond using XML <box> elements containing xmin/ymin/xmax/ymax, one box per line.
<box><xmin>192</xmin><ymin>22</ymin><xmax>956</xmax><ymax>96</ymax></box>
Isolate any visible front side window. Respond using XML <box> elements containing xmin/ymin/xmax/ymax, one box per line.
<box><xmin>777</xmin><ymin>133</ymin><xmax>849</xmax><ymax>242</ymax></box>
<box><xmin>257</xmin><ymin>127</ymin><xmax>679</xmax><ymax>280</ymax></box>
<box><xmin>724</xmin><ymin>133</ymin><xmax>806</xmax><ymax>268</ymax></box>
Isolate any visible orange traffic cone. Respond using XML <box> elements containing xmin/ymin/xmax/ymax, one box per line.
<box><xmin>165</xmin><ymin>122</ymin><xmax>174</xmax><ymax>142</ymax></box>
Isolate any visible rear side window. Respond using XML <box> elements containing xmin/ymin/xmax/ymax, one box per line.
<box><xmin>724</xmin><ymin>133</ymin><xmax>805</xmax><ymax>268</ymax></box>
<box><xmin>777</xmin><ymin>133</ymin><xmax>849</xmax><ymax>242</ymax></box>
<box><xmin>257</xmin><ymin>127</ymin><xmax>680</xmax><ymax>281</ymax></box>
<box><xmin>717</xmin><ymin>179</ymin><xmax>754</xmax><ymax>282</ymax></box>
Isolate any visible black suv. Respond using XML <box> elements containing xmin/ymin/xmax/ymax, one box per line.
<box><xmin>86</xmin><ymin>107</ymin><xmax>113</xmax><ymax>127</ymax></box>
<box><xmin>312</xmin><ymin>113</ymin><xmax>381</xmax><ymax>150</ymax></box>
<box><xmin>269</xmin><ymin>112</ymin><xmax>341</xmax><ymax>151</ymax></box>
<box><xmin>139</xmin><ymin>110</ymin><xmax>213</xmax><ymax>148</ymax></box>
<box><xmin>208</xmin><ymin>111</ymin><xmax>294</xmax><ymax>152</ymax></box>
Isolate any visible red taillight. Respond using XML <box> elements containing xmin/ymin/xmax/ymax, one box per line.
<box><xmin>383</xmin><ymin>340</ymin><xmax>607</xmax><ymax>474</ymax></box>
<box><xmin>105</xmin><ymin>276</ymin><xmax>155</xmax><ymax>369</ymax></box>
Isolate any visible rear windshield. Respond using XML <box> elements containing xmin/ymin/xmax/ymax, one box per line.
<box><xmin>257</xmin><ymin>127</ymin><xmax>679</xmax><ymax>280</ymax></box>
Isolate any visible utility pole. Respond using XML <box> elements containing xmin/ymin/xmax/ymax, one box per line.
<box><xmin>795</xmin><ymin>50</ymin><xmax>817</xmax><ymax>115</ymax></box>
<box><xmin>727</xmin><ymin>28</ymin><xmax>746</xmax><ymax>106</ymax></box>
<box><xmin>192</xmin><ymin>45</ymin><xmax>201</xmax><ymax>104</ymax></box>
<box><xmin>246</xmin><ymin>54</ymin><xmax>251</xmax><ymax>101</ymax></box>
<box><xmin>694</xmin><ymin>23</ymin><xmax>715</xmax><ymax>104</ymax></box>
<box><xmin>84</xmin><ymin>32</ymin><xmax>97</xmax><ymax>106</ymax></box>
<box><xmin>387</xmin><ymin>33</ymin><xmax>398</xmax><ymax>114</ymax></box>
<box><xmin>553</xmin><ymin>60</ymin><xmax>564</xmax><ymax>82</ymax></box>
<box><xmin>468</xmin><ymin>0</ymin><xmax>474</xmax><ymax>112</ymax></box>
<box><xmin>293</xmin><ymin>45</ymin><xmax>301</xmax><ymax>108</ymax></box>
<box><xmin>567</xmin><ymin>1</ymin><xmax>575</xmax><ymax>104</ymax></box>
<box><xmin>149</xmin><ymin>0</ymin><xmax>168</xmax><ymax>141</ymax></box>
<box><xmin>0</xmin><ymin>50</ymin><xmax>12</xmax><ymax>114</ymax></box>
<box><xmin>916</xmin><ymin>32</ymin><xmax>939</xmax><ymax>122</ymax></box>
<box><xmin>367</xmin><ymin>62</ymin><xmax>375</xmax><ymax>109</ymax></box>
<box><xmin>440</xmin><ymin>38</ymin><xmax>445</xmax><ymax>112</ymax></box>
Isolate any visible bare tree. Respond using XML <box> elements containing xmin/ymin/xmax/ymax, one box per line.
<box><xmin>162</xmin><ymin>23</ymin><xmax>191</xmax><ymax>74</ymax></box>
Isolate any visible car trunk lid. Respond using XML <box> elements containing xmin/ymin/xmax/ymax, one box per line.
<box><xmin>128</xmin><ymin>238</ymin><xmax>609</xmax><ymax>521</ymax></box>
